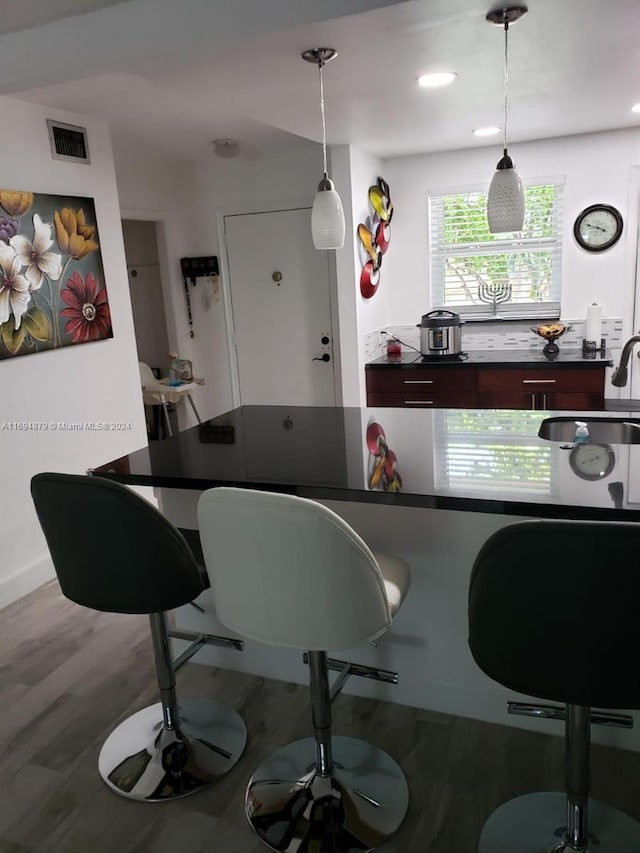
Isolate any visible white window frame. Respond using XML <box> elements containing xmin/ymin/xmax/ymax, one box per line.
<box><xmin>428</xmin><ymin>178</ymin><xmax>565</xmax><ymax>320</ymax></box>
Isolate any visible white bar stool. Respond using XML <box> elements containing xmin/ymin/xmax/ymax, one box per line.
<box><xmin>197</xmin><ymin>486</ymin><xmax>411</xmax><ymax>852</ymax></box>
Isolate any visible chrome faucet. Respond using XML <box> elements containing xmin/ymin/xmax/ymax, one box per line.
<box><xmin>611</xmin><ymin>333</ymin><xmax>640</xmax><ymax>387</ymax></box>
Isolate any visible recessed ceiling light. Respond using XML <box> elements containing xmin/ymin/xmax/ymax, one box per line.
<box><xmin>417</xmin><ymin>71</ymin><xmax>457</xmax><ymax>89</ymax></box>
<box><xmin>473</xmin><ymin>126</ymin><xmax>501</xmax><ymax>137</ymax></box>
<box><xmin>631</xmin><ymin>103</ymin><xmax>640</xmax><ymax>114</ymax></box>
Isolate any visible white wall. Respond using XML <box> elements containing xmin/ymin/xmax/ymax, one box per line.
<box><xmin>333</xmin><ymin>145</ymin><xmax>387</xmax><ymax>406</ymax></box>
<box><xmin>116</xmin><ymin>138</ymin><xmax>395</xmax><ymax>415</ymax></box>
<box><xmin>114</xmin><ymin>135</ymin><xmax>353</xmax><ymax>420</ymax></box>
<box><xmin>116</xmin><ymin>139</ymin><xmax>389</xmax><ymax>414</ymax></box>
<box><xmin>382</xmin><ymin>127</ymin><xmax>640</xmax><ymax>331</ymax></box>
<box><xmin>0</xmin><ymin>97</ymin><xmax>147</xmax><ymax>608</ymax></box>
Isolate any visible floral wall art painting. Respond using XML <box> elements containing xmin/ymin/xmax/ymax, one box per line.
<box><xmin>0</xmin><ymin>189</ymin><xmax>112</xmax><ymax>360</ymax></box>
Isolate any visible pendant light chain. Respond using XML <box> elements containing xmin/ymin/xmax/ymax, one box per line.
<box><xmin>318</xmin><ymin>59</ymin><xmax>328</xmax><ymax>177</ymax></box>
<box><xmin>503</xmin><ymin>19</ymin><xmax>509</xmax><ymax>153</ymax></box>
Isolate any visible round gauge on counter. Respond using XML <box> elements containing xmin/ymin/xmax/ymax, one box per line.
<box><xmin>569</xmin><ymin>442</ymin><xmax>615</xmax><ymax>481</ymax></box>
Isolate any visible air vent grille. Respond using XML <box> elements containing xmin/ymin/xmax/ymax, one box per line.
<box><xmin>47</xmin><ymin>120</ymin><xmax>90</xmax><ymax>163</ymax></box>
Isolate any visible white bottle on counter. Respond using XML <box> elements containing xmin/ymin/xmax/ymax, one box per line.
<box><xmin>585</xmin><ymin>303</ymin><xmax>602</xmax><ymax>346</ymax></box>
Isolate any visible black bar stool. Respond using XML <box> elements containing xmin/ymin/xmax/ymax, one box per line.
<box><xmin>31</xmin><ymin>472</ymin><xmax>247</xmax><ymax>802</ymax></box>
<box><xmin>469</xmin><ymin>519</ymin><xmax>640</xmax><ymax>852</ymax></box>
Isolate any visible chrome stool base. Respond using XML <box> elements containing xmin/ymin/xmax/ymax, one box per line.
<box><xmin>478</xmin><ymin>792</ymin><xmax>640</xmax><ymax>852</ymax></box>
<box><xmin>245</xmin><ymin>735</ymin><xmax>409</xmax><ymax>852</ymax></box>
<box><xmin>98</xmin><ymin>698</ymin><xmax>247</xmax><ymax>801</ymax></box>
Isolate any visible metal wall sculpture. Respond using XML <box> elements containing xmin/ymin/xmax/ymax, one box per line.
<box><xmin>357</xmin><ymin>177</ymin><xmax>393</xmax><ymax>299</ymax></box>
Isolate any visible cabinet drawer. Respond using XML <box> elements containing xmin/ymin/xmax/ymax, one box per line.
<box><xmin>478</xmin><ymin>367</ymin><xmax>605</xmax><ymax>394</ymax></box>
<box><xmin>366</xmin><ymin>367</ymin><xmax>478</xmax><ymax>394</ymax></box>
<box><xmin>479</xmin><ymin>391</ymin><xmax>537</xmax><ymax>409</ymax></box>
<box><xmin>546</xmin><ymin>392</ymin><xmax>604</xmax><ymax>411</ymax></box>
<box><xmin>367</xmin><ymin>391</ymin><xmax>479</xmax><ymax>409</ymax></box>
<box><xmin>479</xmin><ymin>390</ymin><xmax>605</xmax><ymax>411</ymax></box>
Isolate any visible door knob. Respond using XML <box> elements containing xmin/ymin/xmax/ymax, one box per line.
<box><xmin>313</xmin><ymin>353</ymin><xmax>331</xmax><ymax>362</ymax></box>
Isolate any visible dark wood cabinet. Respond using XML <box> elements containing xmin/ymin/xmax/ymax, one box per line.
<box><xmin>366</xmin><ymin>362</ymin><xmax>607</xmax><ymax>410</ymax></box>
<box><xmin>477</xmin><ymin>367</ymin><xmax>605</xmax><ymax>411</ymax></box>
<box><xmin>365</xmin><ymin>367</ymin><xmax>478</xmax><ymax>409</ymax></box>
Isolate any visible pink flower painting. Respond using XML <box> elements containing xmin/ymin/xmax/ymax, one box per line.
<box><xmin>61</xmin><ymin>271</ymin><xmax>111</xmax><ymax>343</ymax></box>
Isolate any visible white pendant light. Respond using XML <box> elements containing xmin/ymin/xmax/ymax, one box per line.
<box><xmin>302</xmin><ymin>48</ymin><xmax>345</xmax><ymax>250</ymax></box>
<box><xmin>486</xmin><ymin>4</ymin><xmax>528</xmax><ymax>234</ymax></box>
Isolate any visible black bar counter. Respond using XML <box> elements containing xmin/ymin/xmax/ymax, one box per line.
<box><xmin>92</xmin><ymin>406</ymin><xmax>640</xmax><ymax>746</ymax></box>
<box><xmin>93</xmin><ymin>405</ymin><xmax>640</xmax><ymax>523</ymax></box>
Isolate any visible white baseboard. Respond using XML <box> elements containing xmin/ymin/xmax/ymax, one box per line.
<box><xmin>0</xmin><ymin>554</ymin><xmax>55</xmax><ymax>611</ymax></box>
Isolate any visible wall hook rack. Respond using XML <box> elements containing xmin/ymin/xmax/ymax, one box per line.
<box><xmin>180</xmin><ymin>256</ymin><xmax>220</xmax><ymax>337</ymax></box>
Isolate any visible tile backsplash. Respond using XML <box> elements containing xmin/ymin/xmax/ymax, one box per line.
<box><xmin>364</xmin><ymin>318</ymin><xmax>624</xmax><ymax>360</ymax></box>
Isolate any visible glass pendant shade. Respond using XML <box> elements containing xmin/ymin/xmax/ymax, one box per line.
<box><xmin>487</xmin><ymin>150</ymin><xmax>524</xmax><ymax>233</ymax></box>
<box><xmin>311</xmin><ymin>176</ymin><xmax>345</xmax><ymax>250</ymax></box>
<box><xmin>303</xmin><ymin>47</ymin><xmax>344</xmax><ymax>251</ymax></box>
<box><xmin>485</xmin><ymin>6</ymin><xmax>528</xmax><ymax>235</ymax></box>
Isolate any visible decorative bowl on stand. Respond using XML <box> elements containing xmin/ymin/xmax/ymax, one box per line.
<box><xmin>531</xmin><ymin>323</ymin><xmax>572</xmax><ymax>355</ymax></box>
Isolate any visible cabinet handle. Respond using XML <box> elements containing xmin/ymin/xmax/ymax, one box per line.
<box><xmin>404</xmin><ymin>400</ymin><xmax>435</xmax><ymax>405</ymax></box>
<box><xmin>522</xmin><ymin>379</ymin><xmax>556</xmax><ymax>384</ymax></box>
<box><xmin>403</xmin><ymin>379</ymin><xmax>434</xmax><ymax>384</ymax></box>
<box><xmin>542</xmin><ymin>393</ymin><xmax>547</xmax><ymax>410</ymax></box>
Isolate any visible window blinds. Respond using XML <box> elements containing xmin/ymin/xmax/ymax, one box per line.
<box><xmin>429</xmin><ymin>181</ymin><xmax>564</xmax><ymax>319</ymax></box>
<box><xmin>434</xmin><ymin>410</ymin><xmax>554</xmax><ymax>497</ymax></box>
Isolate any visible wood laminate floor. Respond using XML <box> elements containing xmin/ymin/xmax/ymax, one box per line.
<box><xmin>2</xmin><ymin>581</ymin><xmax>640</xmax><ymax>853</ymax></box>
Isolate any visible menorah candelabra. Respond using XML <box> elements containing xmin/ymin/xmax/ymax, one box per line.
<box><xmin>478</xmin><ymin>279</ymin><xmax>512</xmax><ymax>316</ymax></box>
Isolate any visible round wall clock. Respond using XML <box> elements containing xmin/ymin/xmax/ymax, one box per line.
<box><xmin>573</xmin><ymin>204</ymin><xmax>623</xmax><ymax>252</ymax></box>
<box><xmin>569</xmin><ymin>442</ymin><xmax>615</xmax><ymax>481</ymax></box>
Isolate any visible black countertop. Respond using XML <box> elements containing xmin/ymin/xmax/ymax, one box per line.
<box><xmin>366</xmin><ymin>348</ymin><xmax>613</xmax><ymax>369</ymax></box>
<box><xmin>94</xmin><ymin>405</ymin><xmax>640</xmax><ymax>523</ymax></box>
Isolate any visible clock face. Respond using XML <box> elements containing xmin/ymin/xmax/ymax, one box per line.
<box><xmin>569</xmin><ymin>443</ymin><xmax>615</xmax><ymax>481</ymax></box>
<box><xmin>574</xmin><ymin>204</ymin><xmax>623</xmax><ymax>252</ymax></box>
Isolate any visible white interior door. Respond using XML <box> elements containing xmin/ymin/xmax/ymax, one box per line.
<box><xmin>224</xmin><ymin>208</ymin><xmax>336</xmax><ymax>406</ymax></box>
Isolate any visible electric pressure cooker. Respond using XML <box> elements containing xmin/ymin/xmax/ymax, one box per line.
<box><xmin>417</xmin><ymin>310</ymin><xmax>463</xmax><ymax>357</ymax></box>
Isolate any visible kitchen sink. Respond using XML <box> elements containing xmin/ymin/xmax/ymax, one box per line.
<box><xmin>538</xmin><ymin>417</ymin><xmax>640</xmax><ymax>444</ymax></box>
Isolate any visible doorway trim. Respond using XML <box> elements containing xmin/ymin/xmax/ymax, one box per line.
<box><xmin>119</xmin><ymin>207</ymin><xmax>180</xmax><ymax>358</ymax></box>
<box><xmin>216</xmin><ymin>200</ymin><xmax>342</xmax><ymax>408</ymax></box>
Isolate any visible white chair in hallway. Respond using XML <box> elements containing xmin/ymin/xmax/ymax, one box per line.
<box><xmin>139</xmin><ymin>361</ymin><xmax>202</xmax><ymax>438</ymax></box>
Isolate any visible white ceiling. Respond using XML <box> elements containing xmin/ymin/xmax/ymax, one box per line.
<box><xmin>6</xmin><ymin>0</ymin><xmax>640</xmax><ymax>162</ymax></box>
<box><xmin>0</xmin><ymin>0</ymin><xmax>131</xmax><ymax>36</ymax></box>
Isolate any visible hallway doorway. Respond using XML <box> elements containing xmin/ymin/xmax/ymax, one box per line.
<box><xmin>122</xmin><ymin>219</ymin><xmax>171</xmax><ymax>438</ymax></box>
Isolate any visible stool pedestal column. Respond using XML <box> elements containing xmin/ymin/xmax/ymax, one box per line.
<box><xmin>309</xmin><ymin>650</ymin><xmax>333</xmax><ymax>776</ymax></box>
<box><xmin>565</xmin><ymin>704</ymin><xmax>590</xmax><ymax>850</ymax></box>
<box><xmin>97</xmin><ymin>611</ymin><xmax>247</xmax><ymax>802</ymax></box>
